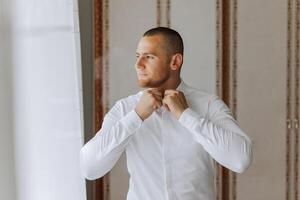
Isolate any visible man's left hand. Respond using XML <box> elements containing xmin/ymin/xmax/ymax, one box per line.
<box><xmin>162</xmin><ymin>90</ymin><xmax>189</xmax><ymax>119</ymax></box>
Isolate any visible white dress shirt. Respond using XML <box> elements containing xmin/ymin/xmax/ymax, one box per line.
<box><xmin>80</xmin><ymin>80</ymin><xmax>253</xmax><ymax>200</ymax></box>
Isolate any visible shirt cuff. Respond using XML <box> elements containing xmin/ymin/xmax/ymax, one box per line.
<box><xmin>178</xmin><ymin>108</ymin><xmax>203</xmax><ymax>130</ymax></box>
<box><xmin>119</xmin><ymin>110</ymin><xmax>143</xmax><ymax>133</ymax></box>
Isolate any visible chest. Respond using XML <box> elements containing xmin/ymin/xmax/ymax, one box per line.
<box><xmin>128</xmin><ymin>109</ymin><xmax>208</xmax><ymax>161</ymax></box>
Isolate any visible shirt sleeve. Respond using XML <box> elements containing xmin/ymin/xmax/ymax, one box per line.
<box><xmin>80</xmin><ymin>101</ymin><xmax>142</xmax><ymax>180</ymax></box>
<box><xmin>178</xmin><ymin>95</ymin><xmax>253</xmax><ymax>173</ymax></box>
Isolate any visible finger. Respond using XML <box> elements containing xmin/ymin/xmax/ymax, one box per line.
<box><xmin>149</xmin><ymin>89</ymin><xmax>164</xmax><ymax>97</ymax></box>
<box><xmin>162</xmin><ymin>98</ymin><xmax>169</xmax><ymax>107</ymax></box>
<box><xmin>153</xmin><ymin>100</ymin><xmax>162</xmax><ymax>110</ymax></box>
<box><xmin>164</xmin><ymin>89</ymin><xmax>176</xmax><ymax>94</ymax></box>
<box><xmin>163</xmin><ymin>93</ymin><xmax>176</xmax><ymax>100</ymax></box>
<box><xmin>163</xmin><ymin>103</ymin><xmax>170</xmax><ymax>111</ymax></box>
<box><xmin>152</xmin><ymin>94</ymin><xmax>163</xmax><ymax>102</ymax></box>
<box><xmin>145</xmin><ymin>89</ymin><xmax>162</xmax><ymax>98</ymax></box>
<box><xmin>164</xmin><ymin>90</ymin><xmax>179</xmax><ymax>97</ymax></box>
<box><xmin>148</xmin><ymin>87</ymin><xmax>163</xmax><ymax>92</ymax></box>
<box><xmin>165</xmin><ymin>89</ymin><xmax>183</xmax><ymax>94</ymax></box>
<box><xmin>163</xmin><ymin>93</ymin><xmax>172</xmax><ymax>98</ymax></box>
<box><xmin>149</xmin><ymin>91</ymin><xmax>164</xmax><ymax>101</ymax></box>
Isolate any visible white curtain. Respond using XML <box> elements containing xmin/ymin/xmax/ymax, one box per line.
<box><xmin>0</xmin><ymin>0</ymin><xmax>86</xmax><ymax>200</ymax></box>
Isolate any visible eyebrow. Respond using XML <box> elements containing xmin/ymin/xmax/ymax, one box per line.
<box><xmin>136</xmin><ymin>52</ymin><xmax>158</xmax><ymax>56</ymax></box>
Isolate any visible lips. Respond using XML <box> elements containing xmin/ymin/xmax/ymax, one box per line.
<box><xmin>137</xmin><ymin>72</ymin><xmax>147</xmax><ymax>76</ymax></box>
<box><xmin>137</xmin><ymin>73</ymin><xmax>148</xmax><ymax>80</ymax></box>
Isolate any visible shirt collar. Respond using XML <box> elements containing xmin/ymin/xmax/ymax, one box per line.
<box><xmin>137</xmin><ymin>79</ymin><xmax>189</xmax><ymax>97</ymax></box>
<box><xmin>176</xmin><ymin>79</ymin><xmax>188</xmax><ymax>92</ymax></box>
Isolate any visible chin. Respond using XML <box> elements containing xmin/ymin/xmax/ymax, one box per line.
<box><xmin>137</xmin><ymin>80</ymin><xmax>150</xmax><ymax>88</ymax></box>
<box><xmin>137</xmin><ymin>77</ymin><xmax>167</xmax><ymax>88</ymax></box>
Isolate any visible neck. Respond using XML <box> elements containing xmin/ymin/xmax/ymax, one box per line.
<box><xmin>156</xmin><ymin>76</ymin><xmax>181</xmax><ymax>91</ymax></box>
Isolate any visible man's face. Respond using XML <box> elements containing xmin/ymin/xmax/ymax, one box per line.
<box><xmin>135</xmin><ymin>35</ymin><xmax>171</xmax><ymax>88</ymax></box>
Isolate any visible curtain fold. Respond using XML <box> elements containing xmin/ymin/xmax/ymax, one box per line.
<box><xmin>0</xmin><ymin>0</ymin><xmax>86</xmax><ymax>200</ymax></box>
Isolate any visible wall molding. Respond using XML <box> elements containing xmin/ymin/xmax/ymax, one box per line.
<box><xmin>156</xmin><ymin>0</ymin><xmax>171</xmax><ymax>27</ymax></box>
<box><xmin>287</xmin><ymin>0</ymin><xmax>300</xmax><ymax>199</ymax></box>
<box><xmin>216</xmin><ymin>0</ymin><xmax>238</xmax><ymax>199</ymax></box>
<box><xmin>93</xmin><ymin>0</ymin><xmax>110</xmax><ymax>199</ymax></box>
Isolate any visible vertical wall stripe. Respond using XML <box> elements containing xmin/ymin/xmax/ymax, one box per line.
<box><xmin>157</xmin><ymin>0</ymin><xmax>161</xmax><ymax>26</ymax></box>
<box><xmin>157</xmin><ymin>0</ymin><xmax>170</xmax><ymax>27</ymax></box>
<box><xmin>222</xmin><ymin>0</ymin><xmax>231</xmax><ymax>199</ymax></box>
<box><xmin>286</xmin><ymin>0</ymin><xmax>300</xmax><ymax>199</ymax></box>
<box><xmin>93</xmin><ymin>0</ymin><xmax>106</xmax><ymax>199</ymax></box>
<box><xmin>216</xmin><ymin>0</ymin><xmax>224</xmax><ymax>199</ymax></box>
<box><xmin>287</xmin><ymin>0</ymin><xmax>293</xmax><ymax>199</ymax></box>
<box><xmin>216</xmin><ymin>0</ymin><xmax>222</xmax><ymax>97</ymax></box>
<box><xmin>215</xmin><ymin>0</ymin><xmax>222</xmax><ymax>198</ymax></box>
<box><xmin>94</xmin><ymin>0</ymin><xmax>103</xmax><ymax>132</ymax></box>
<box><xmin>216</xmin><ymin>0</ymin><xmax>238</xmax><ymax>199</ymax></box>
<box><xmin>231</xmin><ymin>1</ymin><xmax>238</xmax><ymax>199</ymax></box>
<box><xmin>221</xmin><ymin>0</ymin><xmax>230</xmax><ymax>105</ymax></box>
<box><xmin>294</xmin><ymin>0</ymin><xmax>300</xmax><ymax>199</ymax></box>
<box><xmin>103</xmin><ymin>0</ymin><xmax>109</xmax><ymax>115</ymax></box>
<box><xmin>103</xmin><ymin>0</ymin><xmax>110</xmax><ymax>199</ymax></box>
<box><xmin>93</xmin><ymin>0</ymin><xmax>110</xmax><ymax>199</ymax></box>
<box><xmin>166</xmin><ymin>0</ymin><xmax>171</xmax><ymax>27</ymax></box>
<box><xmin>231</xmin><ymin>0</ymin><xmax>238</xmax><ymax>128</ymax></box>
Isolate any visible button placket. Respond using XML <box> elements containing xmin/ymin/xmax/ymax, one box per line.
<box><xmin>161</xmin><ymin>108</ymin><xmax>172</xmax><ymax>200</ymax></box>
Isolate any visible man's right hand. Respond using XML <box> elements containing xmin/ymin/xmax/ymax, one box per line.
<box><xmin>134</xmin><ymin>88</ymin><xmax>163</xmax><ymax>121</ymax></box>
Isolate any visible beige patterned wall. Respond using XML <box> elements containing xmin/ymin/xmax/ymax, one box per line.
<box><xmin>92</xmin><ymin>0</ymin><xmax>300</xmax><ymax>200</ymax></box>
<box><xmin>236</xmin><ymin>0</ymin><xmax>287</xmax><ymax>199</ymax></box>
<box><xmin>235</xmin><ymin>0</ymin><xmax>299</xmax><ymax>200</ymax></box>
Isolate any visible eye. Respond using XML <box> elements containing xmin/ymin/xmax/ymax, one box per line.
<box><xmin>146</xmin><ymin>55</ymin><xmax>154</xmax><ymax>59</ymax></box>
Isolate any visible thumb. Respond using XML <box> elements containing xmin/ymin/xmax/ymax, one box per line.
<box><xmin>163</xmin><ymin>103</ymin><xmax>170</xmax><ymax>111</ymax></box>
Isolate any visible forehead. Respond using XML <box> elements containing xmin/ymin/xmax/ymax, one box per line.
<box><xmin>136</xmin><ymin>35</ymin><xmax>165</xmax><ymax>53</ymax></box>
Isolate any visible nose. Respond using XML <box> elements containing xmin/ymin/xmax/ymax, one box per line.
<box><xmin>135</xmin><ymin>56</ymin><xmax>145</xmax><ymax>69</ymax></box>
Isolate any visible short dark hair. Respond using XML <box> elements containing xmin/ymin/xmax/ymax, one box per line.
<box><xmin>143</xmin><ymin>27</ymin><xmax>184</xmax><ymax>56</ymax></box>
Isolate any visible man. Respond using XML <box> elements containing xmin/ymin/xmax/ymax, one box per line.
<box><xmin>80</xmin><ymin>27</ymin><xmax>253</xmax><ymax>200</ymax></box>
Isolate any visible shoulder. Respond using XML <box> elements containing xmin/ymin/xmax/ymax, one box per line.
<box><xmin>183</xmin><ymin>83</ymin><xmax>216</xmax><ymax>104</ymax></box>
<box><xmin>186</xmin><ymin>85</ymin><xmax>232</xmax><ymax>119</ymax></box>
<box><xmin>183</xmin><ymin>83</ymin><xmax>227</xmax><ymax>117</ymax></box>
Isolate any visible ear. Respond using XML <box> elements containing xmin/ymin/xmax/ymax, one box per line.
<box><xmin>170</xmin><ymin>53</ymin><xmax>183</xmax><ymax>71</ymax></box>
